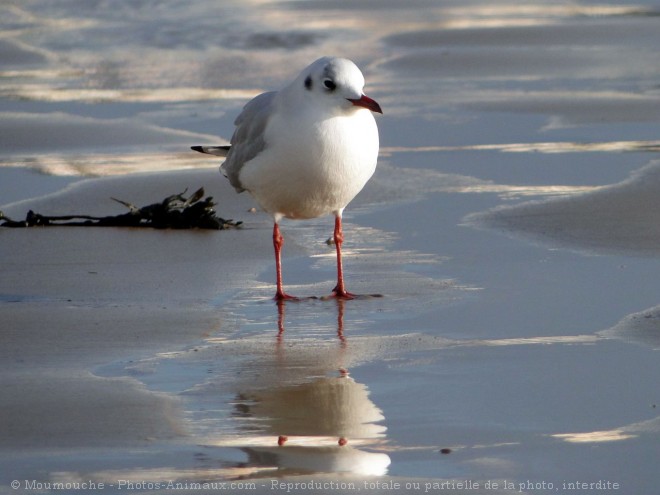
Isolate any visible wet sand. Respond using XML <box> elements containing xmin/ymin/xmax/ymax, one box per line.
<box><xmin>2</xmin><ymin>1</ymin><xmax>660</xmax><ymax>494</ymax></box>
<box><xmin>2</xmin><ymin>163</ymin><xmax>659</xmax><ymax>494</ymax></box>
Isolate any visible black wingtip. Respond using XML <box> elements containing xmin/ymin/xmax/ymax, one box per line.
<box><xmin>191</xmin><ymin>145</ymin><xmax>231</xmax><ymax>156</ymax></box>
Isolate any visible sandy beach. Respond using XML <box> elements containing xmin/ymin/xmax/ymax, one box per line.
<box><xmin>2</xmin><ymin>1</ymin><xmax>659</xmax><ymax>494</ymax></box>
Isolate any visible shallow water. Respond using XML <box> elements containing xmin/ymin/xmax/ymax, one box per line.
<box><xmin>2</xmin><ymin>1</ymin><xmax>660</xmax><ymax>493</ymax></box>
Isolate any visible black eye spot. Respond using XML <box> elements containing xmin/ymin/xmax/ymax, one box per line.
<box><xmin>323</xmin><ymin>79</ymin><xmax>336</xmax><ymax>91</ymax></box>
<box><xmin>304</xmin><ymin>76</ymin><xmax>312</xmax><ymax>90</ymax></box>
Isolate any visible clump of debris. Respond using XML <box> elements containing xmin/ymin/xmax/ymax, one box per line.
<box><xmin>0</xmin><ymin>187</ymin><xmax>241</xmax><ymax>230</ymax></box>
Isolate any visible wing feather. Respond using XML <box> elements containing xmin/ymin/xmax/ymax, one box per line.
<box><xmin>222</xmin><ymin>91</ymin><xmax>276</xmax><ymax>192</ymax></box>
<box><xmin>191</xmin><ymin>145</ymin><xmax>230</xmax><ymax>157</ymax></box>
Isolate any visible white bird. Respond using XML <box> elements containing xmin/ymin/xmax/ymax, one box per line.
<box><xmin>193</xmin><ymin>57</ymin><xmax>382</xmax><ymax>301</ymax></box>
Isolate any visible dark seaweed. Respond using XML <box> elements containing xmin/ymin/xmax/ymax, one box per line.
<box><xmin>0</xmin><ymin>188</ymin><xmax>241</xmax><ymax>230</ymax></box>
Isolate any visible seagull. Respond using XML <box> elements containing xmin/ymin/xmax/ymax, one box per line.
<box><xmin>192</xmin><ymin>57</ymin><xmax>382</xmax><ymax>300</ymax></box>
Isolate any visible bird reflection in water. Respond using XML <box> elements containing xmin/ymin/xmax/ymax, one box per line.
<box><xmin>276</xmin><ymin>298</ymin><xmax>347</xmax><ymax>346</ymax></box>
<box><xmin>230</xmin><ymin>299</ymin><xmax>390</xmax><ymax>477</ymax></box>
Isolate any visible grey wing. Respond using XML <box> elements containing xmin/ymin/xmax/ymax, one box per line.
<box><xmin>222</xmin><ymin>91</ymin><xmax>276</xmax><ymax>192</ymax></box>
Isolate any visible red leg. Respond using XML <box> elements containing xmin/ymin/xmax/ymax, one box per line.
<box><xmin>331</xmin><ymin>216</ymin><xmax>355</xmax><ymax>299</ymax></box>
<box><xmin>273</xmin><ymin>223</ymin><xmax>297</xmax><ymax>301</ymax></box>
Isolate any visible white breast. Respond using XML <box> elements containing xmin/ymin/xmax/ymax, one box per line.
<box><xmin>239</xmin><ymin>106</ymin><xmax>379</xmax><ymax>220</ymax></box>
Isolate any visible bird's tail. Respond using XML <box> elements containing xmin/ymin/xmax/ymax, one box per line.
<box><xmin>191</xmin><ymin>145</ymin><xmax>231</xmax><ymax>157</ymax></box>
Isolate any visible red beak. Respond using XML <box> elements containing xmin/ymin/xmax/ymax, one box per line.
<box><xmin>348</xmin><ymin>94</ymin><xmax>383</xmax><ymax>114</ymax></box>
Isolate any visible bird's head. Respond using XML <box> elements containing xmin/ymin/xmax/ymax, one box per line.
<box><xmin>297</xmin><ymin>57</ymin><xmax>382</xmax><ymax>115</ymax></box>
